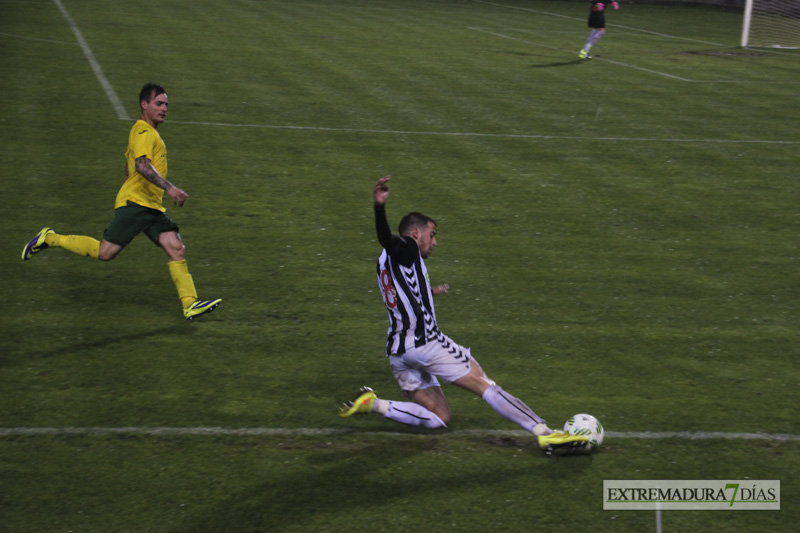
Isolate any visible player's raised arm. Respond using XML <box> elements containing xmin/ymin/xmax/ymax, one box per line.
<box><xmin>373</xmin><ymin>175</ymin><xmax>404</xmax><ymax>255</ymax></box>
<box><xmin>373</xmin><ymin>175</ymin><xmax>390</xmax><ymax>206</ymax></box>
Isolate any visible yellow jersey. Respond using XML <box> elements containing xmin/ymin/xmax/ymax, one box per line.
<box><xmin>116</xmin><ymin>119</ymin><xmax>168</xmax><ymax>211</ymax></box>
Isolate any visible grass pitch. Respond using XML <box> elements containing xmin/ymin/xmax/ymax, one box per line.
<box><xmin>1</xmin><ymin>0</ymin><xmax>798</xmax><ymax>531</ymax></box>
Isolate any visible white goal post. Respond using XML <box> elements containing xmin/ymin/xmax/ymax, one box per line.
<box><xmin>741</xmin><ymin>0</ymin><xmax>800</xmax><ymax>48</ymax></box>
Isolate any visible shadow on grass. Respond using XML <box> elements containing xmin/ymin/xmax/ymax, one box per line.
<box><xmin>489</xmin><ymin>435</ymin><xmax>595</xmax><ymax>477</ymax></box>
<box><xmin>170</xmin><ymin>434</ymin><xmax>594</xmax><ymax>532</ymax></box>
<box><xmin>0</xmin><ymin>324</ymin><xmax>195</xmax><ymax>367</ymax></box>
<box><xmin>530</xmin><ymin>59</ymin><xmax>584</xmax><ymax>68</ymax></box>
<box><xmin>169</xmin><ymin>441</ymin><xmax>427</xmax><ymax>532</ymax></box>
<box><xmin>487</xmin><ymin>49</ymin><xmax>584</xmax><ymax>68</ymax></box>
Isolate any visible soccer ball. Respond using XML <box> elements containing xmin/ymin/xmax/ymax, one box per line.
<box><xmin>564</xmin><ymin>413</ymin><xmax>604</xmax><ymax>449</ymax></box>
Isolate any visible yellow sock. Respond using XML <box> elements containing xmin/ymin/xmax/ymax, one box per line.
<box><xmin>47</xmin><ymin>233</ymin><xmax>100</xmax><ymax>259</ymax></box>
<box><xmin>168</xmin><ymin>260</ymin><xmax>198</xmax><ymax>308</ymax></box>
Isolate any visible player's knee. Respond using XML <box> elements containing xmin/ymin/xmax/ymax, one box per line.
<box><xmin>165</xmin><ymin>243</ymin><xmax>186</xmax><ymax>261</ymax></box>
<box><xmin>159</xmin><ymin>231</ymin><xmax>186</xmax><ymax>261</ymax></box>
<box><xmin>424</xmin><ymin>410</ymin><xmax>449</xmax><ymax>428</ymax></box>
<box><xmin>430</xmin><ymin>406</ymin><xmax>451</xmax><ymax>425</ymax></box>
<box><xmin>97</xmin><ymin>247</ymin><xmax>118</xmax><ymax>262</ymax></box>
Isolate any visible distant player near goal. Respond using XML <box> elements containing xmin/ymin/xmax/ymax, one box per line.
<box><xmin>338</xmin><ymin>175</ymin><xmax>590</xmax><ymax>454</ymax></box>
<box><xmin>580</xmin><ymin>0</ymin><xmax>620</xmax><ymax>60</ymax></box>
<box><xmin>21</xmin><ymin>83</ymin><xmax>221</xmax><ymax>320</ymax></box>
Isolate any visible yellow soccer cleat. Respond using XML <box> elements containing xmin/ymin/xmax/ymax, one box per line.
<box><xmin>579</xmin><ymin>49</ymin><xmax>592</xmax><ymax>60</ymax></box>
<box><xmin>184</xmin><ymin>298</ymin><xmax>222</xmax><ymax>320</ymax></box>
<box><xmin>538</xmin><ymin>430</ymin><xmax>591</xmax><ymax>455</ymax></box>
<box><xmin>339</xmin><ymin>387</ymin><xmax>377</xmax><ymax>417</ymax></box>
<box><xmin>22</xmin><ymin>227</ymin><xmax>54</xmax><ymax>261</ymax></box>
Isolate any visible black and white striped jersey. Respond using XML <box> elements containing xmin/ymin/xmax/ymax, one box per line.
<box><xmin>375</xmin><ymin>205</ymin><xmax>440</xmax><ymax>356</ymax></box>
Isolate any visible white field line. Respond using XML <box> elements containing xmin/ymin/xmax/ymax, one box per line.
<box><xmin>1</xmin><ymin>427</ymin><xmax>799</xmax><ymax>441</ymax></box>
<box><xmin>166</xmin><ymin>120</ymin><xmax>800</xmax><ymax>145</ymax></box>
<box><xmin>468</xmin><ymin>26</ymin><xmax>693</xmax><ymax>81</ymax></box>
<box><xmin>471</xmin><ymin>0</ymin><xmax>725</xmax><ymax>47</ymax></box>
<box><xmin>474</xmin><ymin>25</ymin><xmax>800</xmax><ymax>84</ymax></box>
<box><xmin>469</xmin><ymin>3</ymin><xmax>800</xmax><ymax>83</ymax></box>
<box><xmin>52</xmin><ymin>0</ymin><xmax>131</xmax><ymax>121</ymax></box>
<box><xmin>50</xmin><ymin>0</ymin><xmax>794</xmax><ymax>134</ymax></box>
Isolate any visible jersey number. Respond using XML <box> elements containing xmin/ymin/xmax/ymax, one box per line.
<box><xmin>380</xmin><ymin>268</ymin><xmax>398</xmax><ymax>309</ymax></box>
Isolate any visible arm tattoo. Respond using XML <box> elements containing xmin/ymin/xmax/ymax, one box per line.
<box><xmin>135</xmin><ymin>156</ymin><xmax>172</xmax><ymax>190</ymax></box>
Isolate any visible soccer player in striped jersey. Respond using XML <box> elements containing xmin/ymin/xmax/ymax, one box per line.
<box><xmin>339</xmin><ymin>176</ymin><xmax>590</xmax><ymax>453</ymax></box>
<box><xmin>21</xmin><ymin>83</ymin><xmax>220</xmax><ymax>320</ymax></box>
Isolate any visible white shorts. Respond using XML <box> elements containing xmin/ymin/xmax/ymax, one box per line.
<box><xmin>389</xmin><ymin>334</ymin><xmax>472</xmax><ymax>392</ymax></box>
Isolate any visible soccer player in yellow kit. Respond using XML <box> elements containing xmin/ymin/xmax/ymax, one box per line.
<box><xmin>22</xmin><ymin>83</ymin><xmax>221</xmax><ymax>320</ymax></box>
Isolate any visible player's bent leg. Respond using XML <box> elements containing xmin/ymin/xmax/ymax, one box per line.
<box><xmin>23</xmin><ymin>228</ymin><xmax>104</xmax><ymax>261</ymax></box>
<box><xmin>385</xmin><ymin>400</ymin><xmax>447</xmax><ymax>428</ymax></box>
<box><xmin>58</xmin><ymin>235</ymin><xmax>101</xmax><ymax>259</ymax></box>
<box><xmin>405</xmin><ymin>386</ymin><xmax>451</xmax><ymax>425</ymax></box>
<box><xmin>96</xmin><ymin>239</ymin><xmax>122</xmax><ymax>261</ymax></box>
<box><xmin>338</xmin><ymin>387</ymin><xmax>448</xmax><ymax>428</ymax></box>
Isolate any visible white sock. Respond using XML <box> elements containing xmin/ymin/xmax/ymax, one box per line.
<box><xmin>382</xmin><ymin>401</ymin><xmax>447</xmax><ymax>429</ymax></box>
<box><xmin>372</xmin><ymin>398</ymin><xmax>390</xmax><ymax>415</ymax></box>
<box><xmin>482</xmin><ymin>385</ymin><xmax>545</xmax><ymax>433</ymax></box>
<box><xmin>585</xmin><ymin>29</ymin><xmax>604</xmax><ymax>50</ymax></box>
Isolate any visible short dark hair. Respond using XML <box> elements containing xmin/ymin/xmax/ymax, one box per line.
<box><xmin>139</xmin><ymin>82</ymin><xmax>166</xmax><ymax>109</ymax></box>
<box><xmin>398</xmin><ymin>212</ymin><xmax>437</xmax><ymax>236</ymax></box>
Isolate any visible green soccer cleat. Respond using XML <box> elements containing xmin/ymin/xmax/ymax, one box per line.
<box><xmin>339</xmin><ymin>387</ymin><xmax>377</xmax><ymax>417</ymax></box>
<box><xmin>183</xmin><ymin>298</ymin><xmax>222</xmax><ymax>320</ymax></box>
<box><xmin>21</xmin><ymin>227</ymin><xmax>54</xmax><ymax>261</ymax></box>
<box><xmin>579</xmin><ymin>49</ymin><xmax>592</xmax><ymax>60</ymax></box>
<box><xmin>538</xmin><ymin>430</ymin><xmax>591</xmax><ymax>455</ymax></box>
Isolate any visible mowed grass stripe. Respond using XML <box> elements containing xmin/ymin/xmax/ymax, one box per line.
<box><xmin>165</xmin><ymin>119</ymin><xmax>800</xmax><ymax>144</ymax></box>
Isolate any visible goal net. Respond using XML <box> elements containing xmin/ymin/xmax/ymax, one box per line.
<box><xmin>741</xmin><ymin>0</ymin><xmax>800</xmax><ymax>48</ymax></box>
